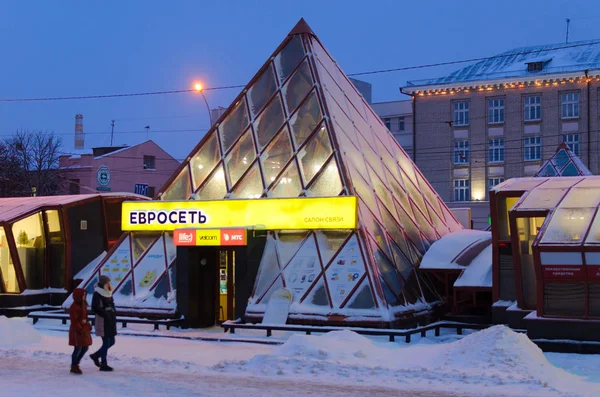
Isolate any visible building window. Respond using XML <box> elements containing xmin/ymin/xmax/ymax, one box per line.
<box><xmin>143</xmin><ymin>155</ymin><xmax>156</xmax><ymax>170</ymax></box>
<box><xmin>561</xmin><ymin>92</ymin><xmax>579</xmax><ymax>119</ymax></box>
<box><xmin>524</xmin><ymin>136</ymin><xmax>542</xmax><ymax>161</ymax></box>
<box><xmin>453</xmin><ymin>102</ymin><xmax>469</xmax><ymax>126</ymax></box>
<box><xmin>454</xmin><ymin>179</ymin><xmax>470</xmax><ymax>202</ymax></box>
<box><xmin>488</xmin><ymin>99</ymin><xmax>505</xmax><ymax>124</ymax></box>
<box><xmin>489</xmin><ymin>177</ymin><xmax>505</xmax><ymax>190</ymax></box>
<box><xmin>12</xmin><ymin>212</ymin><xmax>46</xmax><ymax>290</ymax></box>
<box><xmin>524</xmin><ymin>96</ymin><xmax>541</xmax><ymax>121</ymax></box>
<box><xmin>563</xmin><ymin>134</ymin><xmax>580</xmax><ymax>156</ymax></box>
<box><xmin>488</xmin><ymin>138</ymin><xmax>505</xmax><ymax>163</ymax></box>
<box><xmin>148</xmin><ymin>186</ymin><xmax>156</xmax><ymax>198</ymax></box>
<box><xmin>527</xmin><ymin>62</ymin><xmax>544</xmax><ymax>72</ymax></box>
<box><xmin>453</xmin><ymin>140</ymin><xmax>470</xmax><ymax>164</ymax></box>
<box><xmin>382</xmin><ymin>118</ymin><xmax>391</xmax><ymax>130</ymax></box>
<box><xmin>398</xmin><ymin>117</ymin><xmax>405</xmax><ymax>131</ymax></box>
<box><xmin>69</xmin><ymin>179</ymin><xmax>80</xmax><ymax>195</ymax></box>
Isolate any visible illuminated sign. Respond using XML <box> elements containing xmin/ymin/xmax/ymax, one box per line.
<box><xmin>173</xmin><ymin>229</ymin><xmax>247</xmax><ymax>246</ymax></box>
<box><xmin>122</xmin><ymin>196</ymin><xmax>357</xmax><ymax>231</ymax></box>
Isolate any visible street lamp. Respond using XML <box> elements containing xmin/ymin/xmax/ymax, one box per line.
<box><xmin>194</xmin><ymin>82</ymin><xmax>212</xmax><ymax>127</ymax></box>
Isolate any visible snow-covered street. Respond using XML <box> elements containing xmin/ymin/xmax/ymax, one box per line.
<box><xmin>1</xmin><ymin>317</ymin><xmax>599</xmax><ymax>397</ymax></box>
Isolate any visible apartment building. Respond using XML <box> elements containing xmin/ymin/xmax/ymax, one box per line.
<box><xmin>401</xmin><ymin>39</ymin><xmax>600</xmax><ymax>205</ymax></box>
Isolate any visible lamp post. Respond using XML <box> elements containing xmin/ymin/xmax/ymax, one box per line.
<box><xmin>194</xmin><ymin>83</ymin><xmax>212</xmax><ymax>127</ymax></box>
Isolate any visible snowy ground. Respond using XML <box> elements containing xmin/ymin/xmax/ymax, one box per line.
<box><xmin>0</xmin><ymin>317</ymin><xmax>599</xmax><ymax>397</ymax></box>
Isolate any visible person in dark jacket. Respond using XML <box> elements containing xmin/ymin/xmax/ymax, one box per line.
<box><xmin>89</xmin><ymin>275</ymin><xmax>117</xmax><ymax>372</ymax></box>
<box><xmin>69</xmin><ymin>288</ymin><xmax>92</xmax><ymax>374</ymax></box>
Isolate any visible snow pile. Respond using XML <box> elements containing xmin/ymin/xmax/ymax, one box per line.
<box><xmin>0</xmin><ymin>316</ymin><xmax>41</xmax><ymax>347</ymax></box>
<box><xmin>217</xmin><ymin>326</ymin><xmax>592</xmax><ymax>396</ymax></box>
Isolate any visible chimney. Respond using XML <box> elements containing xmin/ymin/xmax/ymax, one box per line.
<box><xmin>75</xmin><ymin>114</ymin><xmax>84</xmax><ymax>150</ymax></box>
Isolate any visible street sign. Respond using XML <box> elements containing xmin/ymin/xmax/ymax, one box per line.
<box><xmin>135</xmin><ymin>183</ymin><xmax>149</xmax><ymax>196</ymax></box>
<box><xmin>97</xmin><ymin>165</ymin><xmax>111</xmax><ymax>187</ymax></box>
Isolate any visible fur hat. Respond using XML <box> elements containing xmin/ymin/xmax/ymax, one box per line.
<box><xmin>98</xmin><ymin>275</ymin><xmax>111</xmax><ymax>287</ymax></box>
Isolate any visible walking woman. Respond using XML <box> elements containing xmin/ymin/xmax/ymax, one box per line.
<box><xmin>89</xmin><ymin>275</ymin><xmax>117</xmax><ymax>372</ymax></box>
<box><xmin>68</xmin><ymin>288</ymin><xmax>92</xmax><ymax>374</ymax></box>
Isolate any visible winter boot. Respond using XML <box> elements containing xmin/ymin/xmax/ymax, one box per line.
<box><xmin>90</xmin><ymin>353</ymin><xmax>101</xmax><ymax>368</ymax></box>
<box><xmin>70</xmin><ymin>365</ymin><xmax>82</xmax><ymax>375</ymax></box>
<box><xmin>99</xmin><ymin>362</ymin><xmax>114</xmax><ymax>372</ymax></box>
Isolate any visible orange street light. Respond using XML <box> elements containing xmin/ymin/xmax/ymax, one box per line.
<box><xmin>193</xmin><ymin>81</ymin><xmax>212</xmax><ymax>126</ymax></box>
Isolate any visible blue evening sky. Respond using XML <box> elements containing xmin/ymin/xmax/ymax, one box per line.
<box><xmin>0</xmin><ymin>0</ymin><xmax>598</xmax><ymax>160</ymax></box>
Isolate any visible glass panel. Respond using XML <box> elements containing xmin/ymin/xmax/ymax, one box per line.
<box><xmin>390</xmin><ymin>241</ymin><xmax>414</xmax><ymax>280</ymax></box>
<box><xmin>325</xmin><ymin>235</ymin><xmax>366</xmax><ymax>308</ymax></box>
<box><xmin>395</xmin><ymin>201</ymin><xmax>426</xmax><ymax>254</ymax></box>
<box><xmin>368</xmin><ymin>165</ymin><xmax>394</xmax><ymax>216</ymax></box>
<box><xmin>401</xmin><ymin>170</ymin><xmax>427</xmax><ymax>214</ymax></box>
<box><xmin>551</xmin><ymin>149</ymin><xmax>570</xmax><ymax>170</ymax></box>
<box><xmin>230</xmin><ymin>162</ymin><xmax>264</xmax><ymax>199</ymax></box>
<box><xmin>416</xmin><ymin>172</ymin><xmax>443</xmax><ymax>220</ymax></box>
<box><xmin>251</xmin><ymin>234</ymin><xmax>280</xmax><ymax>303</ymax></box>
<box><xmin>559</xmin><ymin>188</ymin><xmax>600</xmax><ymax>208</ymax></box>
<box><xmin>411</xmin><ymin>203</ymin><xmax>438</xmax><ymax>243</ymax></box>
<box><xmin>0</xmin><ymin>226</ymin><xmax>18</xmax><ymax>292</ymax></box>
<box><xmin>541</xmin><ymin>208</ymin><xmax>595</xmax><ymax>243</ymax></box>
<box><xmin>290</xmin><ymin>90</ymin><xmax>322</xmax><ymax>148</ymax></box>
<box><xmin>133</xmin><ymin>235</ymin><xmax>167</xmax><ymax>300</ymax></box>
<box><xmin>270</xmin><ymin>161</ymin><xmax>302</xmax><ymax>198</ymax></box>
<box><xmin>561</xmin><ymin>162</ymin><xmax>580</xmax><ymax>176</ymax></box>
<box><xmin>397</xmin><ymin>149</ymin><xmax>417</xmax><ymax>186</ymax></box>
<box><xmin>518</xmin><ymin>188</ymin><xmax>568</xmax><ymax>210</ymax></box>
<box><xmin>101</xmin><ymin>235</ymin><xmax>132</xmax><ymax>285</ymax></box>
<box><xmin>315</xmin><ymin>230</ymin><xmax>351</xmax><ymax>268</ymax></box>
<box><xmin>360</xmin><ymin>202</ymin><xmax>391</xmax><ymax>259</ymax></box>
<box><xmin>12</xmin><ymin>212</ymin><xmax>45</xmax><ymax>290</ymax></box>
<box><xmin>248</xmin><ymin>64</ymin><xmax>277</xmax><ymax>118</ymax></box>
<box><xmin>162</xmin><ymin>166</ymin><xmax>192</xmax><ymax>201</ymax></box>
<box><xmin>225</xmin><ymin>128</ymin><xmax>256</xmax><ymax>188</ymax></box>
<box><xmin>275</xmin><ymin>35</ymin><xmax>306</xmax><ymax>83</ymax></box>
<box><xmin>297</xmin><ymin>123</ymin><xmax>332</xmax><ymax>185</ymax></box>
<box><xmin>276</xmin><ymin>231</ymin><xmax>309</xmax><ymax>268</ymax></box>
<box><xmin>190</xmin><ymin>133</ymin><xmax>220</xmax><ymax>191</ymax></box>
<box><xmin>152</xmin><ymin>274</ymin><xmax>169</xmax><ymax>300</ymax></box>
<box><xmin>219</xmin><ymin>98</ymin><xmax>249</xmax><ymax>154</ymax></box>
<box><xmin>373</xmin><ymin>242</ymin><xmax>404</xmax><ymax>298</ymax></box>
<box><xmin>282</xmin><ymin>234</ymin><xmax>319</xmax><ymax>302</ymax></box>
<box><xmin>132</xmin><ymin>233</ymin><xmax>158</xmax><ymax>263</ymax></box>
<box><xmin>260</xmin><ymin>275</ymin><xmax>284</xmax><ymax>304</ymax></box>
<box><xmin>261</xmin><ymin>127</ymin><xmax>293</xmax><ymax>186</ymax></box>
<box><xmin>197</xmin><ymin>164</ymin><xmax>227</xmax><ymax>200</ymax></box>
<box><xmin>112</xmin><ymin>274</ymin><xmax>133</xmax><ymax>306</ymax></box>
<box><xmin>168</xmin><ymin>263</ymin><xmax>176</xmax><ymax>293</ymax></box>
<box><xmin>402</xmin><ymin>270</ymin><xmax>425</xmax><ymax>305</ymax></box>
<box><xmin>306</xmin><ymin>157</ymin><xmax>343</xmax><ymax>197</ymax></box>
<box><xmin>45</xmin><ymin>210</ymin><xmax>65</xmax><ymax>288</ymax></box>
<box><xmin>353</xmin><ymin>174</ymin><xmax>379</xmax><ymax>218</ymax></box>
<box><xmin>282</xmin><ymin>59</ymin><xmax>313</xmax><ymax>114</ymax></box>
<box><xmin>324</xmin><ymin>89</ymin><xmax>353</xmax><ymax>139</ymax></box>
<box><xmin>378</xmin><ymin>201</ymin><xmax>409</xmax><ymax>259</ymax></box>
<box><xmin>254</xmin><ymin>94</ymin><xmax>285</xmax><ymax>149</ymax></box>
<box><xmin>386</xmin><ymin>170</ymin><xmax>413</xmax><ymax>220</ymax></box>
<box><xmin>381</xmin><ymin>278</ymin><xmax>403</xmax><ymax>306</ymax></box>
<box><xmin>302</xmin><ymin>275</ymin><xmax>329</xmax><ymax>307</ymax></box>
<box><xmin>538</xmin><ymin>163</ymin><xmax>557</xmax><ymax>177</ymax></box>
<box><xmin>346</xmin><ymin>278</ymin><xmax>376</xmax><ymax>309</ymax></box>
<box><xmin>585</xmin><ymin>211</ymin><xmax>600</xmax><ymax>244</ymax></box>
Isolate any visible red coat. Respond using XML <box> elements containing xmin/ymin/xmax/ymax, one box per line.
<box><xmin>69</xmin><ymin>288</ymin><xmax>93</xmax><ymax>347</ymax></box>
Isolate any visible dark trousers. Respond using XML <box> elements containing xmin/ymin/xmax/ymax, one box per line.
<box><xmin>71</xmin><ymin>346</ymin><xmax>88</xmax><ymax>366</ymax></box>
<box><xmin>93</xmin><ymin>336</ymin><xmax>115</xmax><ymax>363</ymax></box>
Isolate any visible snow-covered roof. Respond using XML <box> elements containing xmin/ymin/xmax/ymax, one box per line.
<box><xmin>406</xmin><ymin>39</ymin><xmax>600</xmax><ymax>88</ymax></box>
<box><xmin>0</xmin><ymin>193</ymin><xmax>147</xmax><ymax>224</ymax></box>
<box><xmin>421</xmin><ymin>230</ymin><xmax>492</xmax><ymax>289</ymax></box>
<box><xmin>534</xmin><ymin>143</ymin><xmax>592</xmax><ymax>177</ymax></box>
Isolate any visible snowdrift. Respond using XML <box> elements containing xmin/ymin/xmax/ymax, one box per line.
<box><xmin>0</xmin><ymin>316</ymin><xmax>41</xmax><ymax>347</ymax></box>
<box><xmin>219</xmin><ymin>326</ymin><xmax>591</xmax><ymax>396</ymax></box>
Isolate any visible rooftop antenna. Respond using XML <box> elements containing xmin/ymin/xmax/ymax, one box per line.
<box><xmin>110</xmin><ymin>120</ymin><xmax>115</xmax><ymax>146</ymax></box>
<box><xmin>144</xmin><ymin>125</ymin><xmax>150</xmax><ymax>141</ymax></box>
<box><xmin>566</xmin><ymin>18</ymin><xmax>570</xmax><ymax>43</ymax></box>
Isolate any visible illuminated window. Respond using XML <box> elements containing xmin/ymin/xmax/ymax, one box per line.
<box><xmin>563</xmin><ymin>134</ymin><xmax>580</xmax><ymax>156</ymax></box>
<box><xmin>454</xmin><ymin>179</ymin><xmax>470</xmax><ymax>202</ymax></box>
<box><xmin>12</xmin><ymin>212</ymin><xmax>46</xmax><ymax>290</ymax></box>
<box><xmin>0</xmin><ymin>226</ymin><xmax>18</xmax><ymax>292</ymax></box>
<box><xmin>45</xmin><ymin>210</ymin><xmax>65</xmax><ymax>289</ymax></box>
<box><xmin>524</xmin><ymin>96</ymin><xmax>541</xmax><ymax>121</ymax></box>
<box><xmin>453</xmin><ymin>140</ymin><xmax>469</xmax><ymax>164</ymax></box>
<box><xmin>453</xmin><ymin>102</ymin><xmax>469</xmax><ymax>126</ymax></box>
<box><xmin>488</xmin><ymin>138</ymin><xmax>504</xmax><ymax>163</ymax></box>
<box><xmin>524</xmin><ymin>136</ymin><xmax>542</xmax><ymax>161</ymax></box>
<box><xmin>488</xmin><ymin>99</ymin><xmax>505</xmax><ymax>124</ymax></box>
<box><xmin>561</xmin><ymin>92</ymin><xmax>579</xmax><ymax>119</ymax></box>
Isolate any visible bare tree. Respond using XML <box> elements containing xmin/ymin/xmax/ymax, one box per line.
<box><xmin>3</xmin><ymin>130</ymin><xmax>67</xmax><ymax>196</ymax></box>
<box><xmin>0</xmin><ymin>142</ymin><xmax>23</xmax><ymax>197</ymax></box>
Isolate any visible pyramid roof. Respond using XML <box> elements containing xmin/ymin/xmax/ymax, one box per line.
<box><xmin>69</xmin><ymin>19</ymin><xmax>462</xmax><ymax>324</ymax></box>
<box><xmin>534</xmin><ymin>143</ymin><xmax>591</xmax><ymax>177</ymax></box>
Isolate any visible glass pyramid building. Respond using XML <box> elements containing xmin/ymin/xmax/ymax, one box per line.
<box><xmin>70</xmin><ymin>19</ymin><xmax>463</xmax><ymax>325</ymax></box>
<box><xmin>534</xmin><ymin>142</ymin><xmax>591</xmax><ymax>177</ymax></box>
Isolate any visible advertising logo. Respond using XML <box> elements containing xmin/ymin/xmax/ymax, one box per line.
<box><xmin>174</xmin><ymin>230</ymin><xmax>196</xmax><ymax>246</ymax></box>
<box><xmin>220</xmin><ymin>229</ymin><xmax>246</xmax><ymax>246</ymax></box>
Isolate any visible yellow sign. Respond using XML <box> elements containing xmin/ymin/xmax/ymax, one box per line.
<box><xmin>122</xmin><ymin>196</ymin><xmax>357</xmax><ymax>232</ymax></box>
